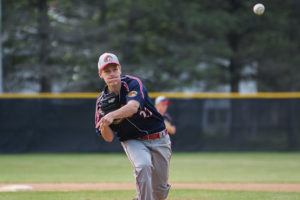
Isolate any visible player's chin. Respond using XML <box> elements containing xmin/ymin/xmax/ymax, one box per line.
<box><xmin>107</xmin><ymin>78</ymin><xmax>119</xmax><ymax>86</ymax></box>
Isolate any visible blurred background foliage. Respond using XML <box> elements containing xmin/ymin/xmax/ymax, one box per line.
<box><xmin>2</xmin><ymin>0</ymin><xmax>300</xmax><ymax>93</ymax></box>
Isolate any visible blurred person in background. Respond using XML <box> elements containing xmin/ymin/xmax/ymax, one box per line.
<box><xmin>155</xmin><ymin>96</ymin><xmax>176</xmax><ymax>135</ymax></box>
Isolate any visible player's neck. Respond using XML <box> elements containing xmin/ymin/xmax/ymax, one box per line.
<box><xmin>107</xmin><ymin>82</ymin><xmax>121</xmax><ymax>95</ymax></box>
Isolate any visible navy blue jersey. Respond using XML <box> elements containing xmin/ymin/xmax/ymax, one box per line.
<box><xmin>95</xmin><ymin>75</ymin><xmax>165</xmax><ymax>141</ymax></box>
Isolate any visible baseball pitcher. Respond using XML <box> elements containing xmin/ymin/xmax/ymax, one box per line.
<box><xmin>95</xmin><ymin>52</ymin><xmax>172</xmax><ymax>200</ymax></box>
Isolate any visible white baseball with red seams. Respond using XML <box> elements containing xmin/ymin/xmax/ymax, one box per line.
<box><xmin>253</xmin><ymin>3</ymin><xmax>265</xmax><ymax>15</ymax></box>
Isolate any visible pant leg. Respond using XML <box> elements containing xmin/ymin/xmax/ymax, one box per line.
<box><xmin>121</xmin><ymin>139</ymin><xmax>154</xmax><ymax>200</ymax></box>
<box><xmin>151</xmin><ymin>134</ymin><xmax>172</xmax><ymax>200</ymax></box>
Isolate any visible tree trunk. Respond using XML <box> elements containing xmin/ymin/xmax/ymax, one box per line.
<box><xmin>229</xmin><ymin>57</ymin><xmax>240</xmax><ymax>93</ymax></box>
<box><xmin>38</xmin><ymin>0</ymin><xmax>51</xmax><ymax>92</ymax></box>
<box><xmin>97</xmin><ymin>0</ymin><xmax>108</xmax><ymax>43</ymax></box>
<box><xmin>122</xmin><ymin>1</ymin><xmax>137</xmax><ymax>72</ymax></box>
<box><xmin>98</xmin><ymin>0</ymin><xmax>107</xmax><ymax>25</ymax></box>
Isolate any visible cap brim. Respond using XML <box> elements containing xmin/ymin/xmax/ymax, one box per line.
<box><xmin>100</xmin><ymin>62</ymin><xmax>120</xmax><ymax>71</ymax></box>
<box><xmin>161</xmin><ymin>100</ymin><xmax>171</xmax><ymax>105</ymax></box>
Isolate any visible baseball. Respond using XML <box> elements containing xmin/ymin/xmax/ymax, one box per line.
<box><xmin>253</xmin><ymin>3</ymin><xmax>265</xmax><ymax>15</ymax></box>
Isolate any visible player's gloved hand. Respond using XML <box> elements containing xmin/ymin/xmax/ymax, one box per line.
<box><xmin>98</xmin><ymin>91</ymin><xmax>123</xmax><ymax>125</ymax></box>
<box><xmin>99</xmin><ymin>92</ymin><xmax>121</xmax><ymax>115</ymax></box>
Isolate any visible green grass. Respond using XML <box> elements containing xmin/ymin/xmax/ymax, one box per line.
<box><xmin>170</xmin><ymin>152</ymin><xmax>300</xmax><ymax>183</ymax></box>
<box><xmin>0</xmin><ymin>152</ymin><xmax>300</xmax><ymax>183</ymax></box>
<box><xmin>1</xmin><ymin>152</ymin><xmax>300</xmax><ymax>200</ymax></box>
<box><xmin>0</xmin><ymin>153</ymin><xmax>133</xmax><ymax>182</ymax></box>
<box><xmin>0</xmin><ymin>189</ymin><xmax>300</xmax><ymax>200</ymax></box>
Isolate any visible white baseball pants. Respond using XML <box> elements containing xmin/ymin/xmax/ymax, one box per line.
<box><xmin>121</xmin><ymin>133</ymin><xmax>172</xmax><ymax>200</ymax></box>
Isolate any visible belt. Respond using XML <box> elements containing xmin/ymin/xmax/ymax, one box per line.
<box><xmin>139</xmin><ymin>129</ymin><xmax>168</xmax><ymax>140</ymax></box>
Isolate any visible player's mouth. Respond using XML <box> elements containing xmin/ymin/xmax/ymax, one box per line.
<box><xmin>107</xmin><ymin>77</ymin><xmax>119</xmax><ymax>84</ymax></box>
<box><xmin>108</xmin><ymin>77</ymin><xmax>118</xmax><ymax>81</ymax></box>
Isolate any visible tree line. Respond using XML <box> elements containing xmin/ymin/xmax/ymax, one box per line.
<box><xmin>3</xmin><ymin>0</ymin><xmax>300</xmax><ymax>93</ymax></box>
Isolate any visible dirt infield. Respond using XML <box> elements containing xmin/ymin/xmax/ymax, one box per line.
<box><xmin>1</xmin><ymin>182</ymin><xmax>300</xmax><ymax>192</ymax></box>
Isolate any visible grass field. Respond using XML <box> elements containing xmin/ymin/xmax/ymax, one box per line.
<box><xmin>1</xmin><ymin>189</ymin><xmax>300</xmax><ymax>200</ymax></box>
<box><xmin>0</xmin><ymin>152</ymin><xmax>300</xmax><ymax>200</ymax></box>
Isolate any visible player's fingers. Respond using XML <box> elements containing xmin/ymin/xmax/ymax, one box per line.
<box><xmin>102</xmin><ymin>115</ymin><xmax>114</xmax><ymax>125</ymax></box>
<box><xmin>101</xmin><ymin>118</ymin><xmax>110</xmax><ymax>126</ymax></box>
<box><xmin>98</xmin><ymin>118</ymin><xmax>106</xmax><ymax>128</ymax></box>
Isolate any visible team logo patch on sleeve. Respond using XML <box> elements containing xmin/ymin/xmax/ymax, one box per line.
<box><xmin>128</xmin><ymin>91</ymin><xmax>138</xmax><ymax>97</ymax></box>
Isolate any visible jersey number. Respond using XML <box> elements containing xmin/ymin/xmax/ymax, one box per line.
<box><xmin>139</xmin><ymin>107</ymin><xmax>153</xmax><ymax>118</ymax></box>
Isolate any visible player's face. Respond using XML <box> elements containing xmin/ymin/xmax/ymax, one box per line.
<box><xmin>157</xmin><ymin>103</ymin><xmax>168</xmax><ymax>114</ymax></box>
<box><xmin>99</xmin><ymin>64</ymin><xmax>121</xmax><ymax>86</ymax></box>
<box><xmin>161</xmin><ymin>104</ymin><xmax>168</xmax><ymax>113</ymax></box>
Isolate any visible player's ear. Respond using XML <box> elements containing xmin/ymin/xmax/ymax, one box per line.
<box><xmin>118</xmin><ymin>65</ymin><xmax>122</xmax><ymax>74</ymax></box>
<box><xmin>99</xmin><ymin>70</ymin><xmax>103</xmax><ymax>79</ymax></box>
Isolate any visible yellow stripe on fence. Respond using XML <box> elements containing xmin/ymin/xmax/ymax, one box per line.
<box><xmin>0</xmin><ymin>92</ymin><xmax>300</xmax><ymax>99</ymax></box>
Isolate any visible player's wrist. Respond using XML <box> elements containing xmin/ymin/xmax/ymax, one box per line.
<box><xmin>107</xmin><ymin>111</ymin><xmax>117</xmax><ymax>121</ymax></box>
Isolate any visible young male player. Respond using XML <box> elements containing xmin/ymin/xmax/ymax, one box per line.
<box><xmin>95</xmin><ymin>52</ymin><xmax>172</xmax><ymax>200</ymax></box>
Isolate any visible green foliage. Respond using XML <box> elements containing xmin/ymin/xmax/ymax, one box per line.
<box><xmin>2</xmin><ymin>0</ymin><xmax>300</xmax><ymax>92</ymax></box>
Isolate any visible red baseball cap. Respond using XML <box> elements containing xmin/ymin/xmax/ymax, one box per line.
<box><xmin>155</xmin><ymin>96</ymin><xmax>170</xmax><ymax>105</ymax></box>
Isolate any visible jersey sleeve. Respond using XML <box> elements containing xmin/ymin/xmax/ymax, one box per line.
<box><xmin>126</xmin><ymin>77</ymin><xmax>145</xmax><ymax>108</ymax></box>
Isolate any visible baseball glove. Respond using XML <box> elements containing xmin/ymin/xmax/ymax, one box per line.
<box><xmin>99</xmin><ymin>92</ymin><xmax>121</xmax><ymax>115</ymax></box>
